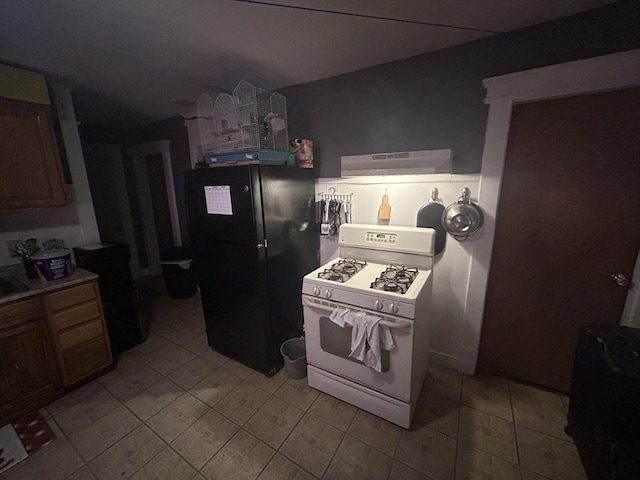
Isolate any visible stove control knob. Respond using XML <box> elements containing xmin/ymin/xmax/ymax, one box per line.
<box><xmin>388</xmin><ymin>303</ymin><xmax>399</xmax><ymax>314</ymax></box>
<box><xmin>374</xmin><ymin>300</ymin><xmax>383</xmax><ymax>311</ymax></box>
<box><xmin>313</xmin><ymin>287</ymin><xmax>321</xmax><ymax>296</ymax></box>
<box><xmin>324</xmin><ymin>289</ymin><xmax>332</xmax><ymax>299</ymax></box>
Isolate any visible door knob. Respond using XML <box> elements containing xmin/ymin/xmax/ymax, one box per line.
<box><xmin>611</xmin><ymin>273</ymin><xmax>629</xmax><ymax>287</ymax></box>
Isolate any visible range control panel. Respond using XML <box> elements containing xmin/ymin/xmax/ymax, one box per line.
<box><xmin>365</xmin><ymin>232</ymin><xmax>397</xmax><ymax>245</ymax></box>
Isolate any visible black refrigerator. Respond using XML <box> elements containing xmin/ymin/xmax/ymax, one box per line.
<box><xmin>184</xmin><ymin>165</ymin><xmax>318</xmax><ymax>375</ymax></box>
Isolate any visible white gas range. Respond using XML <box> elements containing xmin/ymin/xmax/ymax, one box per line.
<box><xmin>302</xmin><ymin>224</ymin><xmax>435</xmax><ymax>428</ymax></box>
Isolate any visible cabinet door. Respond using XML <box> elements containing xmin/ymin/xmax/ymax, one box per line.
<box><xmin>0</xmin><ymin>314</ymin><xmax>61</xmax><ymax>425</ymax></box>
<box><xmin>0</xmin><ymin>97</ymin><xmax>67</xmax><ymax>209</ymax></box>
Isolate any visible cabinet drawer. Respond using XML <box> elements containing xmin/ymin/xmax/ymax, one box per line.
<box><xmin>0</xmin><ymin>298</ymin><xmax>43</xmax><ymax>330</ymax></box>
<box><xmin>62</xmin><ymin>337</ymin><xmax>111</xmax><ymax>384</ymax></box>
<box><xmin>58</xmin><ymin>319</ymin><xmax>104</xmax><ymax>350</ymax></box>
<box><xmin>52</xmin><ymin>301</ymin><xmax>100</xmax><ymax>332</ymax></box>
<box><xmin>47</xmin><ymin>283</ymin><xmax>96</xmax><ymax>312</ymax></box>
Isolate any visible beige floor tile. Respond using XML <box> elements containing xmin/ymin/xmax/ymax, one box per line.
<box><xmin>219</xmin><ymin>359</ymin><xmax>254</xmax><ymax>379</ymax></box>
<box><xmin>146</xmin><ymin>345</ymin><xmax>197</xmax><ymax>376</ymax></box>
<box><xmin>274</xmin><ymin>378</ymin><xmax>319</xmax><ymax>411</ymax></box>
<box><xmin>257</xmin><ymin>453</ymin><xmax>315</xmax><ymax>480</ymax></box>
<box><xmin>413</xmin><ymin>391</ymin><xmax>460</xmax><ymax>438</ymax></box>
<box><xmin>241</xmin><ymin>369</ymin><xmax>288</xmax><ymax>395</ymax></box>
<box><xmin>279</xmin><ymin>414</ymin><xmax>344</xmax><ymax>478</ymax></box>
<box><xmin>324</xmin><ymin>435</ymin><xmax>393</xmax><ymax>480</ymax></box>
<box><xmin>46</xmin><ymin>381</ymin><xmax>103</xmax><ymax>417</ymax></box>
<box><xmin>129</xmin><ymin>335</ymin><xmax>177</xmax><ymax>364</ymax></box>
<box><xmin>424</xmin><ymin>364</ymin><xmax>463</xmax><ymax>402</ymax></box>
<box><xmin>510</xmin><ymin>381</ymin><xmax>563</xmax><ymax>406</ymax></box>
<box><xmin>213</xmin><ymin>382</ymin><xmax>271</xmax><ymax>425</ymax></box>
<box><xmin>395</xmin><ymin>426</ymin><xmax>457</xmax><ymax>480</ymax></box>
<box><xmin>146</xmin><ymin>392</ymin><xmax>210</xmax><ymax>442</ymax></box>
<box><xmin>0</xmin><ymin>439</ymin><xmax>84</xmax><ymax>480</ymax></box>
<box><xmin>54</xmin><ymin>388</ymin><xmax>120</xmax><ymax>436</ymax></box>
<box><xmin>347</xmin><ymin>410</ymin><xmax>402</xmax><ymax>457</ymax></box>
<box><xmin>89</xmin><ymin>425</ymin><xmax>165</xmax><ymax>480</ymax></box>
<box><xmin>469</xmin><ymin>370</ymin><xmax>510</xmax><ymax>390</ymax></box>
<box><xmin>66</xmin><ymin>466</ymin><xmax>97</xmax><ymax>479</ymax></box>
<box><xmin>70</xmin><ymin>405</ymin><xmax>141</xmax><ymax>461</ymax></box>
<box><xmin>167</xmin><ymin>356</ymin><xmax>218</xmax><ymax>390</ymax></box>
<box><xmin>308</xmin><ymin>392</ymin><xmax>357</xmax><ymax>431</ymax></box>
<box><xmin>125</xmin><ymin>378</ymin><xmax>184</xmax><ymax>421</ymax></box>
<box><xmin>388</xmin><ymin>461</ymin><xmax>430</xmax><ymax>480</ymax></box>
<box><xmin>521</xmin><ymin>469</ymin><xmax>548</xmax><ymax>480</ymax></box>
<box><xmin>456</xmin><ymin>442</ymin><xmax>520</xmax><ymax>480</ymax></box>
<box><xmin>160</xmin><ymin>324</ymin><xmax>204</xmax><ymax>346</ymax></box>
<box><xmin>100</xmin><ymin>361</ymin><xmax>164</xmax><ymax>403</ymax></box>
<box><xmin>189</xmin><ymin>368</ymin><xmax>242</xmax><ymax>407</ymax></box>
<box><xmin>201</xmin><ymin>430</ymin><xmax>274</xmax><ymax>480</ymax></box>
<box><xmin>461</xmin><ymin>377</ymin><xmax>513</xmax><ymax>421</ymax></box>
<box><xmin>244</xmin><ymin>396</ymin><xmax>304</xmax><ymax>448</ymax></box>
<box><xmin>511</xmin><ymin>393</ymin><xmax>571</xmax><ymax>441</ymax></box>
<box><xmin>171</xmin><ymin>409</ymin><xmax>239</xmax><ymax>469</ymax></box>
<box><xmin>130</xmin><ymin>447</ymin><xmax>196</xmax><ymax>480</ymax></box>
<box><xmin>516</xmin><ymin>425</ymin><xmax>586</xmax><ymax>480</ymax></box>
<box><xmin>199</xmin><ymin>349</ymin><xmax>230</xmax><ymax>366</ymax></box>
<box><xmin>182</xmin><ymin>335</ymin><xmax>211</xmax><ymax>355</ymax></box>
<box><xmin>457</xmin><ymin>406</ymin><xmax>517</xmax><ymax>464</ymax></box>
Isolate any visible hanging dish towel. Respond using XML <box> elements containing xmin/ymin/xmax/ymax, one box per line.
<box><xmin>329</xmin><ymin>307</ymin><xmax>395</xmax><ymax>372</ymax></box>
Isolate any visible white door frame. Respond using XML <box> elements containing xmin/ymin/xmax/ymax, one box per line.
<box><xmin>125</xmin><ymin>140</ymin><xmax>182</xmax><ymax>277</ymax></box>
<box><xmin>457</xmin><ymin>49</ymin><xmax>640</xmax><ymax>375</ymax></box>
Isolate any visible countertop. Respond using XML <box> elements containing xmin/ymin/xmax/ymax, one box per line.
<box><xmin>0</xmin><ymin>264</ymin><xmax>98</xmax><ymax>305</ymax></box>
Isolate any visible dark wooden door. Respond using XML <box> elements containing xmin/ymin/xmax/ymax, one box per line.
<box><xmin>478</xmin><ymin>87</ymin><xmax>640</xmax><ymax>393</ymax></box>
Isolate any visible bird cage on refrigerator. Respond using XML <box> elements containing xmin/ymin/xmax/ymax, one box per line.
<box><xmin>232</xmin><ymin>80</ymin><xmax>289</xmax><ymax>152</ymax></box>
<box><xmin>196</xmin><ymin>93</ymin><xmax>216</xmax><ymax>155</ymax></box>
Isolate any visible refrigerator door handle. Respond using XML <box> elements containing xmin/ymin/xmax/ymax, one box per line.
<box><xmin>257</xmin><ymin>239</ymin><xmax>268</xmax><ymax>250</ymax></box>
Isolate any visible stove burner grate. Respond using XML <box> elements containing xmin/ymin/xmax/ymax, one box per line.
<box><xmin>318</xmin><ymin>259</ymin><xmax>367</xmax><ymax>282</ymax></box>
<box><xmin>370</xmin><ymin>264</ymin><xmax>419</xmax><ymax>294</ymax></box>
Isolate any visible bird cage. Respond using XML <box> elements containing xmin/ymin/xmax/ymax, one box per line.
<box><xmin>198</xmin><ymin>80</ymin><xmax>289</xmax><ymax>156</ymax></box>
<box><xmin>232</xmin><ymin>80</ymin><xmax>288</xmax><ymax>152</ymax></box>
<box><xmin>196</xmin><ymin>93</ymin><xmax>216</xmax><ymax>154</ymax></box>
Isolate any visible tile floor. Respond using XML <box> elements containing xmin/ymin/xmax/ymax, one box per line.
<box><xmin>1</xmin><ymin>282</ymin><xmax>587</xmax><ymax>480</ymax></box>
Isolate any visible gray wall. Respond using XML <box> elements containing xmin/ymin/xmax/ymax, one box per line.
<box><xmin>282</xmin><ymin>1</ymin><xmax>640</xmax><ymax>177</ymax></box>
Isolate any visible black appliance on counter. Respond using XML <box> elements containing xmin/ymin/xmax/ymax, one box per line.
<box><xmin>73</xmin><ymin>243</ymin><xmax>147</xmax><ymax>356</ymax></box>
<box><xmin>566</xmin><ymin>323</ymin><xmax>640</xmax><ymax>479</ymax></box>
<box><xmin>185</xmin><ymin>165</ymin><xmax>318</xmax><ymax>375</ymax></box>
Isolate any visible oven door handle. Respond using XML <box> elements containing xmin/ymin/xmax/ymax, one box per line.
<box><xmin>302</xmin><ymin>296</ymin><xmax>412</xmax><ymax>329</ymax></box>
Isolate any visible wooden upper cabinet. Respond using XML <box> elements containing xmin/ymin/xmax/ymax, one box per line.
<box><xmin>0</xmin><ymin>97</ymin><xmax>67</xmax><ymax>209</ymax></box>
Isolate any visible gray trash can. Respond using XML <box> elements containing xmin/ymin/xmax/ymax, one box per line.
<box><xmin>280</xmin><ymin>337</ymin><xmax>307</xmax><ymax>379</ymax></box>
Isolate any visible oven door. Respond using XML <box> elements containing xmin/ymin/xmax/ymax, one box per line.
<box><xmin>302</xmin><ymin>295</ymin><xmax>413</xmax><ymax>401</ymax></box>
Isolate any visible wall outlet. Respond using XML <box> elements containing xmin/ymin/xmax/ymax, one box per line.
<box><xmin>7</xmin><ymin>240</ymin><xmax>22</xmax><ymax>257</ymax></box>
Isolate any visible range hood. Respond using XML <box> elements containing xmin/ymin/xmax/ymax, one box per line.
<box><xmin>341</xmin><ymin>149</ymin><xmax>452</xmax><ymax>176</ymax></box>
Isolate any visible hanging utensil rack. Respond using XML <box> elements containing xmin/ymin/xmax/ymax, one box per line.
<box><xmin>319</xmin><ymin>189</ymin><xmax>353</xmax><ymax>234</ymax></box>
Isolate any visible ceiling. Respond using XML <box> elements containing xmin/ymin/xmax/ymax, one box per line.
<box><xmin>0</xmin><ymin>0</ymin><xmax>615</xmax><ymax>129</ymax></box>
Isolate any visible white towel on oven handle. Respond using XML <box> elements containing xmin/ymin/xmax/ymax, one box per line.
<box><xmin>329</xmin><ymin>307</ymin><xmax>395</xmax><ymax>372</ymax></box>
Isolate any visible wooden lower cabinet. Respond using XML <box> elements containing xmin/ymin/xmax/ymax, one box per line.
<box><xmin>44</xmin><ymin>280</ymin><xmax>113</xmax><ymax>386</ymax></box>
<box><xmin>0</xmin><ymin>298</ymin><xmax>62</xmax><ymax>426</ymax></box>
<box><xmin>0</xmin><ymin>278</ymin><xmax>113</xmax><ymax>424</ymax></box>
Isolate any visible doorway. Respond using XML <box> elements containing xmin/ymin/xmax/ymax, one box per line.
<box><xmin>124</xmin><ymin>141</ymin><xmax>182</xmax><ymax>277</ymax></box>
<box><xmin>478</xmin><ymin>87</ymin><xmax>640</xmax><ymax>392</ymax></box>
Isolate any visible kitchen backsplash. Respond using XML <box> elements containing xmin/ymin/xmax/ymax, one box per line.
<box><xmin>316</xmin><ymin>174</ymin><xmax>481</xmax><ymax>370</ymax></box>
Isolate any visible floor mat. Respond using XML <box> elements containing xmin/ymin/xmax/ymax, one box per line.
<box><xmin>12</xmin><ymin>411</ymin><xmax>57</xmax><ymax>455</ymax></box>
<box><xmin>0</xmin><ymin>423</ymin><xmax>28</xmax><ymax>475</ymax></box>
